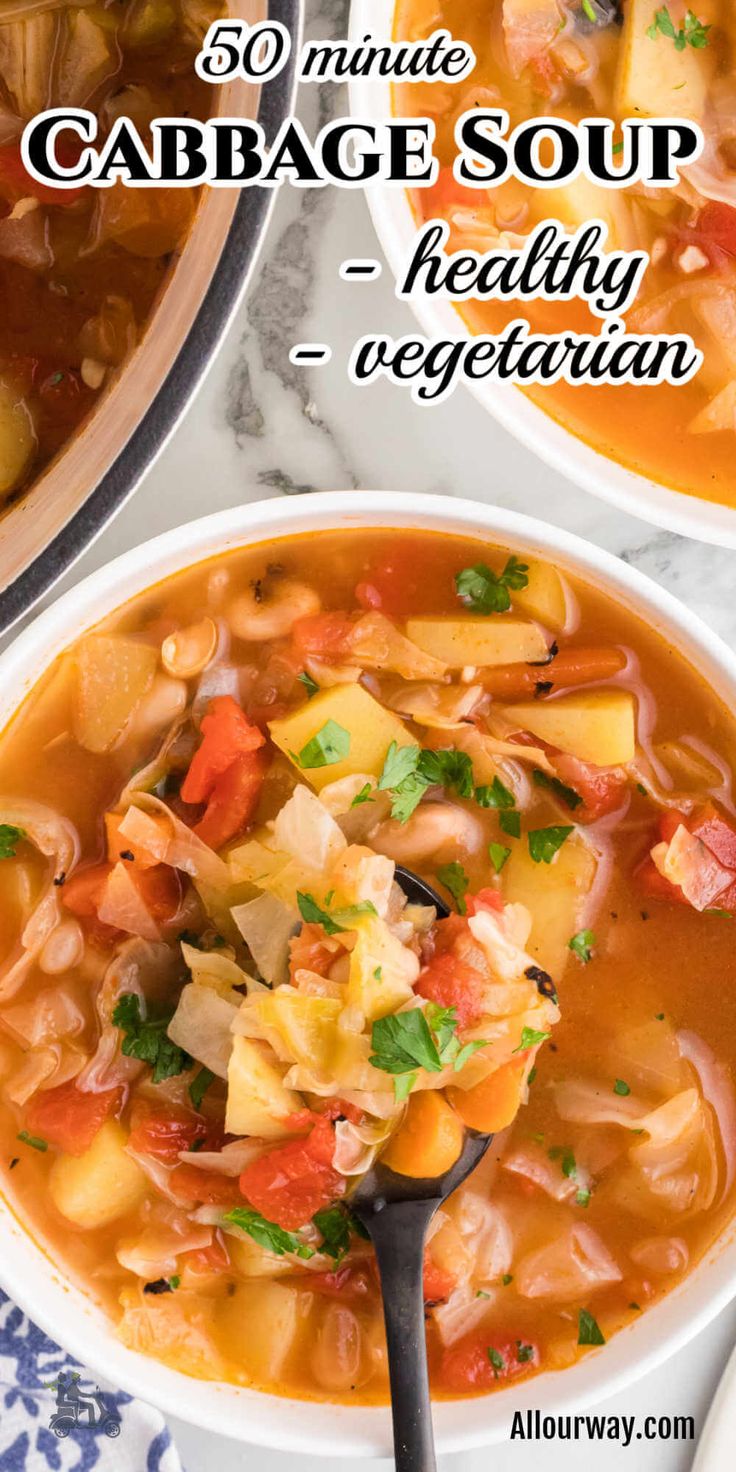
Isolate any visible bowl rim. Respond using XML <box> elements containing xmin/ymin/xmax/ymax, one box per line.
<box><xmin>1</xmin><ymin>489</ymin><xmax>736</xmax><ymax>1455</ymax></box>
<box><xmin>0</xmin><ymin>0</ymin><xmax>304</xmax><ymax>638</ymax></box>
<box><xmin>346</xmin><ymin>0</ymin><xmax>736</xmax><ymax>549</ymax></box>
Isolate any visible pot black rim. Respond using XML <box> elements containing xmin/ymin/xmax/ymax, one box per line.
<box><xmin>0</xmin><ymin>0</ymin><xmax>303</xmax><ymax>637</ymax></box>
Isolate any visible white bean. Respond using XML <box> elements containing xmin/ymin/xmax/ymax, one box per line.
<box><xmin>39</xmin><ymin>919</ymin><xmax>84</xmax><ymax>975</ymax></box>
<box><xmin>228</xmin><ymin>580</ymin><xmax>320</xmax><ymax>642</ymax></box>
<box><xmin>372</xmin><ymin>802</ymin><xmax>485</xmax><ymax>865</ymax></box>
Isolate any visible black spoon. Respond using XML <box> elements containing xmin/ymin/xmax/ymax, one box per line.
<box><xmin>350</xmin><ymin>866</ymin><xmax>495</xmax><ymax>1472</ymax></box>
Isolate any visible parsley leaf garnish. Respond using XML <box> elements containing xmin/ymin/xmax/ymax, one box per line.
<box><xmin>647</xmin><ymin>5</ymin><xmax>710</xmax><ymax>50</ymax></box>
<box><xmin>499</xmin><ymin>809</ymin><xmax>521</xmax><ymax>839</ymax></box>
<box><xmin>489</xmin><ymin>842</ymin><xmax>511</xmax><ymax>874</ymax></box>
<box><xmin>17</xmin><ymin>1131</ymin><xmax>47</xmax><ymax>1152</ymax></box>
<box><xmin>378</xmin><ymin>742</ymin><xmax>476</xmax><ymax>824</ymax></box>
<box><xmin>224</xmin><ymin>1207</ymin><xmax>315</xmax><ymax>1259</ymax></box>
<box><xmin>533</xmin><ymin>769</ymin><xmax>582</xmax><ymax>811</ymax></box>
<box><xmin>475</xmin><ymin>776</ymin><xmax>515</xmax><ymax>810</ymax></box>
<box><xmin>487</xmin><ymin>1346</ymin><xmax>505</xmax><ymax>1377</ymax></box>
<box><xmin>298</xmin><ymin>671</ymin><xmax>319</xmax><ymax>699</ymax></box>
<box><xmin>112</xmin><ymin>994</ymin><xmax>191</xmax><ymax>1084</ymax></box>
<box><xmin>351</xmin><ymin>783</ymin><xmax>374</xmax><ymax>808</ymax></box>
<box><xmin>513</xmin><ymin>1026</ymin><xmax>551</xmax><ymax>1054</ymax></box>
<box><xmin>370</xmin><ymin>1010</ymin><xmax>443</xmax><ymax>1075</ymax></box>
<box><xmin>296</xmin><ymin>720</ymin><xmax>350</xmax><ymax>769</ymax></box>
<box><xmin>189</xmin><ymin>1066</ymin><xmax>216</xmax><ymax>1111</ymax></box>
<box><xmin>613</xmin><ymin>1078</ymin><xmax>631</xmax><ymax>1096</ymax></box>
<box><xmin>569</xmin><ymin>929</ymin><xmax>596</xmax><ymax>964</ymax></box>
<box><xmin>393</xmin><ymin>1072</ymin><xmax>417</xmax><ymax>1103</ymax></box>
<box><xmin>312</xmin><ymin>1204</ymin><xmax>364</xmax><ymax>1264</ymax></box>
<box><xmin>578</xmin><ymin>1308</ymin><xmax>606</xmax><ymax>1346</ymax></box>
<box><xmin>0</xmin><ymin>824</ymin><xmax>26</xmax><ymax>859</ymax></box>
<box><xmin>296</xmin><ymin>892</ymin><xmax>377</xmax><ymax>935</ymax></box>
<box><xmin>516</xmin><ymin>1340</ymin><xmax>535</xmax><ymax>1363</ymax></box>
<box><xmin>436</xmin><ymin>861</ymin><xmax>470</xmax><ymax>915</ymax></box>
<box><xmin>528</xmin><ymin>825</ymin><xmax>573</xmax><ymax>864</ymax></box>
<box><xmin>455</xmin><ymin>557</ymin><xmax>529</xmax><ymax>615</ymax></box>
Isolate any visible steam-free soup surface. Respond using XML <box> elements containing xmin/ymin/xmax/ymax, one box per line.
<box><xmin>0</xmin><ymin>1</ymin><xmax>222</xmax><ymax>503</ymax></box>
<box><xmin>0</xmin><ymin>529</ymin><xmax>735</xmax><ymax>1401</ymax></box>
<box><xmin>395</xmin><ymin>0</ymin><xmax>736</xmax><ymax>507</ymax></box>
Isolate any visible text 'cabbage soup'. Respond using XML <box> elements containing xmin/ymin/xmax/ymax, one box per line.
<box><xmin>0</xmin><ymin>529</ymin><xmax>735</xmax><ymax>1400</ymax></box>
<box><xmin>395</xmin><ymin>0</ymin><xmax>736</xmax><ymax>507</ymax></box>
<box><xmin>0</xmin><ymin>1</ymin><xmax>223</xmax><ymax>505</ymax></box>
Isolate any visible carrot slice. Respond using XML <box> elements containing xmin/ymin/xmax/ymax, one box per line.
<box><xmin>447</xmin><ymin>1058</ymin><xmax>527</xmax><ymax>1134</ymax></box>
<box><xmin>381</xmin><ymin>1092</ymin><xmax>464</xmax><ymax>1179</ymax></box>
<box><xmin>482</xmin><ymin>646</ymin><xmax>626</xmax><ymax>701</ymax></box>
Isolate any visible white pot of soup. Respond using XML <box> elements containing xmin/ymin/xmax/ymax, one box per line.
<box><xmin>0</xmin><ymin>0</ymin><xmax>301</xmax><ymax>625</ymax></box>
<box><xmin>349</xmin><ymin>0</ymin><xmax>736</xmax><ymax>546</ymax></box>
<box><xmin>0</xmin><ymin>490</ymin><xmax>736</xmax><ymax>1454</ymax></box>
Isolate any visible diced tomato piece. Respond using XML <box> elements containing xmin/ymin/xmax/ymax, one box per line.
<box><xmin>63</xmin><ymin>859</ymin><xmax>181</xmax><ymax>932</ymax></box>
<box><xmin>289</xmin><ymin>921</ymin><xmax>340</xmax><ymax>983</ymax></box>
<box><xmin>193</xmin><ymin>746</ymin><xmax>268</xmax><ymax>851</ymax></box>
<box><xmin>26</xmin><ymin>1081</ymin><xmax>122</xmax><ymax>1157</ymax></box>
<box><xmin>181</xmin><ymin>696</ymin><xmax>265</xmax><ymax>806</ymax></box>
<box><xmin>239</xmin><ymin>1116</ymin><xmax>344</xmax><ymax>1231</ymax></box>
<box><xmin>282</xmin><ymin>1099</ymin><xmax>365</xmax><ymax>1133</ymax></box>
<box><xmin>440</xmin><ymin>1331</ymin><xmax>539</xmax><ymax>1392</ymax></box>
<box><xmin>423</xmin><ymin>1252</ymin><xmax>456</xmax><ymax>1305</ymax></box>
<box><xmin>0</xmin><ymin>142</ymin><xmax>87</xmax><ymax>208</ymax></box>
<box><xmin>291</xmin><ymin>612</ymin><xmax>353</xmax><ymax>660</ymax></box>
<box><xmin>637</xmin><ymin>802</ymin><xmax>736</xmax><ymax>913</ymax></box>
<box><xmin>635</xmin><ymin>855</ymin><xmax>688</xmax><ymax>907</ymax></box>
<box><xmin>693</xmin><ymin>203</ymin><xmax>736</xmax><ymax>264</ymax></box>
<box><xmin>416</xmin><ymin>950</ymin><xmax>485</xmax><ymax>1029</ymax></box>
<box><xmin>528</xmin><ymin>51</ymin><xmax>558</xmax><ymax>97</ymax></box>
<box><xmin>420</xmin><ymin>167</ymin><xmax>485</xmax><ymax>221</ymax></box>
<box><xmin>61</xmin><ymin>862</ymin><xmax>122</xmax><ymax>945</ymax></box>
<box><xmin>169</xmin><ymin>1165</ymin><xmax>243</xmax><ymax>1206</ymax></box>
<box><xmin>128</xmin><ymin>1110</ymin><xmax>209</xmax><ymax>1162</ymax></box>
<box><xmin>466</xmin><ymin>888</ymin><xmax>503</xmax><ymax>917</ymax></box>
<box><xmin>552</xmin><ymin>753</ymin><xmax>629</xmax><ymax>822</ymax></box>
<box><xmin>132</xmin><ymin>864</ymin><xmax>183</xmax><ymax>926</ymax></box>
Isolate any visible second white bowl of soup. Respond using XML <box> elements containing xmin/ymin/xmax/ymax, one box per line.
<box><xmin>349</xmin><ymin>0</ymin><xmax>736</xmax><ymax>545</ymax></box>
<box><xmin>0</xmin><ymin>491</ymin><xmax>736</xmax><ymax>1454</ymax></box>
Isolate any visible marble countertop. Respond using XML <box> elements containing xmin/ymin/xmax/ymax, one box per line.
<box><xmin>20</xmin><ymin>0</ymin><xmax>736</xmax><ymax>1465</ymax></box>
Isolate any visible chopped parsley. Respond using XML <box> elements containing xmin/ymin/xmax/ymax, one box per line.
<box><xmin>581</xmin><ymin>0</ymin><xmax>596</xmax><ymax>17</ymax></box>
<box><xmin>112</xmin><ymin>994</ymin><xmax>190</xmax><ymax>1084</ymax></box>
<box><xmin>502</xmin><ymin>1273</ymin><xmax>513</xmax><ymax>1286</ymax></box>
<box><xmin>436</xmin><ymin>861</ymin><xmax>470</xmax><ymax>915</ymax></box>
<box><xmin>189</xmin><ymin>1066</ymin><xmax>216</xmax><ymax>1111</ymax></box>
<box><xmin>475</xmin><ymin>776</ymin><xmax>515</xmax><ymax>810</ymax></box>
<box><xmin>298</xmin><ymin>671</ymin><xmax>320</xmax><ymax>699</ymax></box>
<box><xmin>377</xmin><ymin>741</ymin><xmax>475</xmax><ymax>823</ymax></box>
<box><xmin>296</xmin><ymin>892</ymin><xmax>377</xmax><ymax>935</ymax></box>
<box><xmin>373</xmin><ymin>966</ymin><xmax>383</xmax><ymax>980</ymax></box>
<box><xmin>296</xmin><ymin>720</ymin><xmax>350</xmax><ymax>769</ymax></box>
<box><xmin>370</xmin><ymin>1003</ymin><xmax>487</xmax><ymax>1087</ymax></box>
<box><xmin>312</xmin><ymin>1204</ymin><xmax>365</xmax><ymax>1264</ymax></box>
<box><xmin>527</xmin><ymin>1066</ymin><xmax>537</xmax><ymax>1087</ymax></box>
<box><xmin>575</xmin><ymin>1188</ymin><xmax>591</xmax><ymax>1208</ymax></box>
<box><xmin>499</xmin><ymin>809</ymin><xmax>521</xmax><ymax>839</ymax></box>
<box><xmin>613</xmin><ymin>1078</ymin><xmax>631</xmax><ymax>1096</ymax></box>
<box><xmin>16</xmin><ymin>1131</ymin><xmax>47</xmax><ymax>1152</ymax></box>
<box><xmin>513</xmin><ymin>1026</ymin><xmax>550</xmax><ymax>1054</ymax></box>
<box><xmin>577</xmin><ymin>1309</ymin><xmax>606</xmax><ymax>1346</ymax></box>
<box><xmin>476</xmin><ymin>1289</ymin><xmax>491</xmax><ymax>1299</ymax></box>
<box><xmin>569</xmin><ymin>929</ymin><xmax>597</xmax><ymax>964</ymax></box>
<box><xmin>351</xmin><ymin>783</ymin><xmax>375</xmax><ymax>808</ymax></box>
<box><xmin>223</xmin><ymin>1207</ymin><xmax>315</xmax><ymax>1259</ymax></box>
<box><xmin>533</xmin><ymin>769</ymin><xmax>582</xmax><ymax>811</ymax></box>
<box><xmin>487</xmin><ymin>1346</ymin><xmax>505</xmax><ymax>1377</ymax></box>
<box><xmin>516</xmin><ymin>1340</ymin><xmax>535</xmax><ymax>1363</ymax></box>
<box><xmin>0</xmin><ymin>824</ymin><xmax>26</xmax><ymax>860</ymax></box>
<box><xmin>168</xmin><ymin>1275</ymin><xmax>181</xmax><ymax>1291</ymax></box>
<box><xmin>455</xmin><ymin>557</ymin><xmax>529</xmax><ymax>615</ymax></box>
<box><xmin>646</xmin><ymin>5</ymin><xmax>710</xmax><ymax>50</ymax></box>
<box><xmin>528</xmin><ymin>826</ymin><xmax>573</xmax><ymax>864</ymax></box>
<box><xmin>489</xmin><ymin>842</ymin><xmax>511</xmax><ymax>874</ymax></box>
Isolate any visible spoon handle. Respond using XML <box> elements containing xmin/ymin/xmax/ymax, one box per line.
<box><xmin>367</xmin><ymin>1199</ymin><xmax>439</xmax><ymax>1472</ymax></box>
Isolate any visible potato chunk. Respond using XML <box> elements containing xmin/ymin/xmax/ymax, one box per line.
<box><xmin>74</xmin><ymin>635</ymin><xmax>158</xmax><ymax>753</ymax></box>
<box><xmin>501</xmin><ymin>690</ymin><xmax>636</xmax><ymax>766</ymax></box>
<box><xmin>0</xmin><ymin>376</ymin><xmax>36</xmax><ymax>500</ymax></box>
<box><xmin>512</xmin><ymin>561</ymin><xmax>569</xmax><ymax>632</ymax></box>
<box><xmin>502</xmin><ymin>831</ymin><xmax>598</xmax><ymax>976</ymax></box>
<box><xmin>216</xmin><ymin>1280</ymin><xmax>304</xmax><ymax>1382</ymax></box>
<box><xmin>49</xmin><ymin>1120</ymin><xmax>146</xmax><ymax>1229</ymax></box>
<box><xmin>614</xmin><ymin>0</ymin><xmax>714</xmax><ymax>122</ymax></box>
<box><xmin>405</xmin><ymin>618</ymin><xmax>549</xmax><ymax>668</ymax></box>
<box><xmin>269</xmin><ymin>684</ymin><xmax>417</xmax><ymax>790</ymax></box>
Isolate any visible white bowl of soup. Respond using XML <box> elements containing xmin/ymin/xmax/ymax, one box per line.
<box><xmin>349</xmin><ymin>0</ymin><xmax>736</xmax><ymax>545</ymax></box>
<box><xmin>1</xmin><ymin>490</ymin><xmax>736</xmax><ymax>1455</ymax></box>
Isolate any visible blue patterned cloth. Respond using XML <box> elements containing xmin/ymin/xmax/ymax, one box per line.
<box><xmin>0</xmin><ymin>1292</ymin><xmax>182</xmax><ymax>1472</ymax></box>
